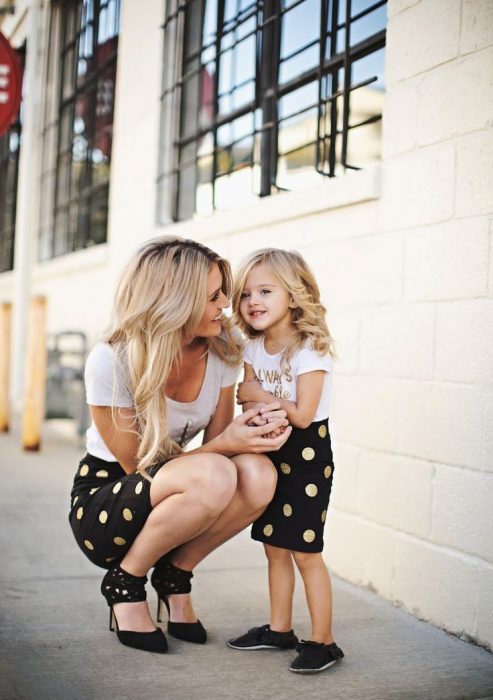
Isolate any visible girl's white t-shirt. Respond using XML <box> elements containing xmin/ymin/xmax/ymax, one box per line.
<box><xmin>84</xmin><ymin>342</ymin><xmax>240</xmax><ymax>462</ymax></box>
<box><xmin>244</xmin><ymin>337</ymin><xmax>332</xmax><ymax>421</ymax></box>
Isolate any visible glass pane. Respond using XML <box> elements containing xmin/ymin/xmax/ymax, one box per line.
<box><xmin>350</xmin><ymin>4</ymin><xmax>386</xmax><ymax>45</ymax></box>
<box><xmin>281</xmin><ymin>0</ymin><xmax>320</xmax><ymax>61</ymax></box>
<box><xmin>346</xmin><ymin>119</ymin><xmax>382</xmax><ymax>167</ymax></box>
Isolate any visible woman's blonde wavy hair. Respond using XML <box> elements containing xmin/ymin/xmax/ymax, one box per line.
<box><xmin>105</xmin><ymin>236</ymin><xmax>242</xmax><ymax>474</ymax></box>
<box><xmin>232</xmin><ymin>248</ymin><xmax>335</xmax><ymax>376</ymax></box>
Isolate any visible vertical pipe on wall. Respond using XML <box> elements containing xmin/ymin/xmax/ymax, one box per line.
<box><xmin>10</xmin><ymin>0</ymin><xmax>44</xmax><ymax>424</ymax></box>
<box><xmin>0</xmin><ymin>301</ymin><xmax>12</xmax><ymax>432</ymax></box>
<box><xmin>22</xmin><ymin>295</ymin><xmax>47</xmax><ymax>451</ymax></box>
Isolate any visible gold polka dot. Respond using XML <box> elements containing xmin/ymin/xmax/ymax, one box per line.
<box><xmin>113</xmin><ymin>536</ymin><xmax>126</xmax><ymax>546</ymax></box>
<box><xmin>72</xmin><ymin>496</ymin><xmax>78</xmax><ymax>506</ymax></box>
<box><xmin>112</xmin><ymin>482</ymin><xmax>122</xmax><ymax>494</ymax></box>
<box><xmin>135</xmin><ymin>481</ymin><xmax>143</xmax><ymax>495</ymax></box>
<box><xmin>283</xmin><ymin>504</ymin><xmax>292</xmax><ymax>517</ymax></box>
<box><xmin>105</xmin><ymin>557</ymin><xmax>116</xmax><ymax>563</ymax></box>
<box><xmin>89</xmin><ymin>487</ymin><xmax>100</xmax><ymax>495</ymax></box>
<box><xmin>318</xmin><ymin>424</ymin><xmax>327</xmax><ymax>438</ymax></box>
<box><xmin>263</xmin><ymin>524</ymin><xmax>273</xmax><ymax>537</ymax></box>
<box><xmin>321</xmin><ymin>510</ymin><xmax>327</xmax><ymax>523</ymax></box>
<box><xmin>84</xmin><ymin>539</ymin><xmax>94</xmax><ymax>550</ymax></box>
<box><xmin>76</xmin><ymin>507</ymin><xmax>84</xmax><ymax>520</ymax></box>
<box><xmin>303</xmin><ymin>529</ymin><xmax>315</xmax><ymax>543</ymax></box>
<box><xmin>99</xmin><ymin>511</ymin><xmax>108</xmax><ymax>524</ymax></box>
<box><xmin>324</xmin><ymin>465</ymin><xmax>332</xmax><ymax>479</ymax></box>
<box><xmin>280</xmin><ymin>463</ymin><xmax>291</xmax><ymax>475</ymax></box>
<box><xmin>79</xmin><ymin>464</ymin><xmax>89</xmax><ymax>476</ymax></box>
<box><xmin>122</xmin><ymin>508</ymin><xmax>133</xmax><ymax>521</ymax></box>
<box><xmin>305</xmin><ymin>483</ymin><xmax>318</xmax><ymax>497</ymax></box>
<box><xmin>96</xmin><ymin>470</ymin><xmax>108</xmax><ymax>478</ymax></box>
<box><xmin>302</xmin><ymin>447</ymin><xmax>315</xmax><ymax>461</ymax></box>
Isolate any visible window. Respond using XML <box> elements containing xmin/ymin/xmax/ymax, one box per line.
<box><xmin>0</xmin><ymin>44</ymin><xmax>24</xmax><ymax>273</ymax></box>
<box><xmin>158</xmin><ymin>0</ymin><xmax>387</xmax><ymax>223</ymax></box>
<box><xmin>39</xmin><ymin>0</ymin><xmax>120</xmax><ymax>260</ymax></box>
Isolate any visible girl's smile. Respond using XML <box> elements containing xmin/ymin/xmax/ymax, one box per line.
<box><xmin>240</xmin><ymin>264</ymin><xmax>294</xmax><ymax>335</ymax></box>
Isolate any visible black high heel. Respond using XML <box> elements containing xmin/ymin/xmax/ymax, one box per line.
<box><xmin>101</xmin><ymin>564</ymin><xmax>168</xmax><ymax>653</ymax></box>
<box><xmin>151</xmin><ymin>557</ymin><xmax>207</xmax><ymax>644</ymax></box>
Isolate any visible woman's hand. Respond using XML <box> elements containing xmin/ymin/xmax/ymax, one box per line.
<box><xmin>236</xmin><ymin>379</ymin><xmax>272</xmax><ymax>405</ymax></box>
<box><xmin>214</xmin><ymin>407</ymin><xmax>292</xmax><ymax>455</ymax></box>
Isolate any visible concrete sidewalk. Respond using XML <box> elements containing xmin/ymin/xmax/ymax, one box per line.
<box><xmin>1</xmin><ymin>426</ymin><xmax>492</xmax><ymax>700</ymax></box>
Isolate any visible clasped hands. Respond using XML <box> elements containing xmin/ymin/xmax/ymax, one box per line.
<box><xmin>237</xmin><ymin>379</ymin><xmax>286</xmax><ymax>440</ymax></box>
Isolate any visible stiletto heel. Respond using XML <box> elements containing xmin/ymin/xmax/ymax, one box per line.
<box><xmin>151</xmin><ymin>557</ymin><xmax>207</xmax><ymax>644</ymax></box>
<box><xmin>101</xmin><ymin>564</ymin><xmax>168</xmax><ymax>653</ymax></box>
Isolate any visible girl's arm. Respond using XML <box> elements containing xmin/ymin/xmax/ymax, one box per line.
<box><xmin>89</xmin><ymin>405</ymin><xmax>139</xmax><ymax>474</ymax></box>
<box><xmin>237</xmin><ymin>369</ymin><xmax>326</xmax><ymax>429</ymax></box>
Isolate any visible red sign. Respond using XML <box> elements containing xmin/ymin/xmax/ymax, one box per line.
<box><xmin>0</xmin><ymin>31</ymin><xmax>22</xmax><ymax>136</ymax></box>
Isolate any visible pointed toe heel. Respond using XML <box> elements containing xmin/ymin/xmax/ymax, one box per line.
<box><xmin>151</xmin><ymin>557</ymin><xmax>207</xmax><ymax>644</ymax></box>
<box><xmin>102</xmin><ymin>565</ymin><xmax>168</xmax><ymax>654</ymax></box>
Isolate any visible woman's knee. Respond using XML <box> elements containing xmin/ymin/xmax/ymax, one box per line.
<box><xmin>189</xmin><ymin>454</ymin><xmax>237</xmax><ymax>512</ymax></box>
<box><xmin>233</xmin><ymin>454</ymin><xmax>277</xmax><ymax>511</ymax></box>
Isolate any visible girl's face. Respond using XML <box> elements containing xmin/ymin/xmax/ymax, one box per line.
<box><xmin>239</xmin><ymin>263</ymin><xmax>294</xmax><ymax>334</ymax></box>
<box><xmin>194</xmin><ymin>263</ymin><xmax>230</xmax><ymax>338</ymax></box>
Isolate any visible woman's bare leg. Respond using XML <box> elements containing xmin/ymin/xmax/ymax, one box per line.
<box><xmin>264</xmin><ymin>544</ymin><xmax>295</xmax><ymax>632</ymax></box>
<box><xmin>112</xmin><ymin>454</ymin><xmax>237</xmax><ymax>632</ymax></box>
<box><xmin>167</xmin><ymin>454</ymin><xmax>277</xmax><ymax>623</ymax></box>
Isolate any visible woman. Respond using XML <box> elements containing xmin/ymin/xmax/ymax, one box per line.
<box><xmin>69</xmin><ymin>236</ymin><xmax>291</xmax><ymax>654</ymax></box>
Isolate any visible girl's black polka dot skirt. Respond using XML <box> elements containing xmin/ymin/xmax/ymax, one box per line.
<box><xmin>251</xmin><ymin>418</ymin><xmax>335</xmax><ymax>553</ymax></box>
<box><xmin>69</xmin><ymin>454</ymin><xmax>164</xmax><ymax>569</ymax></box>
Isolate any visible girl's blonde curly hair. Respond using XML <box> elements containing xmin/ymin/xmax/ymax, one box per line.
<box><xmin>232</xmin><ymin>248</ymin><xmax>335</xmax><ymax>376</ymax></box>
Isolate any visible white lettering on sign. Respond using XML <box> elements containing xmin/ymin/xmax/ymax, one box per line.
<box><xmin>0</xmin><ymin>62</ymin><xmax>10</xmax><ymax>103</ymax></box>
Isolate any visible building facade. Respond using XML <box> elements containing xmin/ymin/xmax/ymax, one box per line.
<box><xmin>0</xmin><ymin>0</ymin><xmax>492</xmax><ymax>650</ymax></box>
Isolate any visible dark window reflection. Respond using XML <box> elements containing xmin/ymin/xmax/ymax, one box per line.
<box><xmin>160</xmin><ymin>0</ymin><xmax>386</xmax><ymax>221</ymax></box>
<box><xmin>39</xmin><ymin>0</ymin><xmax>120</xmax><ymax>260</ymax></box>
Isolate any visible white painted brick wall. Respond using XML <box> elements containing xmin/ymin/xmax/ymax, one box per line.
<box><xmin>404</xmin><ymin>218</ymin><xmax>489</xmax><ymax>301</ymax></box>
<box><xmin>477</xmin><ymin>566</ymin><xmax>493</xmax><ymax>646</ymax></box>
<box><xmin>417</xmin><ymin>48</ymin><xmax>493</xmax><ymax>145</ymax></box>
<box><xmin>360</xmin><ymin>304</ymin><xmax>435</xmax><ymax>378</ymax></box>
<box><xmin>356</xmin><ymin>452</ymin><xmax>433</xmax><ymax>538</ymax></box>
<box><xmin>332</xmin><ymin>377</ymin><xmax>400</xmax><ymax>452</ymax></box>
<box><xmin>393</xmin><ymin>536</ymin><xmax>480</xmax><ymax>635</ymax></box>
<box><xmin>432</xmin><ymin>465</ymin><xmax>493</xmax><ymax>561</ymax></box>
<box><xmin>380</xmin><ymin>144</ymin><xmax>455</xmax><ymax>230</ymax></box>
<box><xmin>386</xmin><ymin>0</ymin><xmax>461</xmax><ymax>83</ymax></box>
<box><xmin>435</xmin><ymin>300</ymin><xmax>493</xmax><ymax>385</ymax></box>
<box><xmin>461</xmin><ymin>0</ymin><xmax>493</xmax><ymax>54</ymax></box>
<box><xmin>455</xmin><ymin>130</ymin><xmax>493</xmax><ymax>217</ymax></box>
<box><xmin>398</xmin><ymin>383</ymin><xmax>484</xmax><ymax>469</ymax></box>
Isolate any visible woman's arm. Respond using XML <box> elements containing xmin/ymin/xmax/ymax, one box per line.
<box><xmin>89</xmin><ymin>405</ymin><xmax>139</xmax><ymax>474</ymax></box>
<box><xmin>203</xmin><ymin>385</ymin><xmax>235</xmax><ymax>442</ymax></box>
<box><xmin>237</xmin><ymin>370</ymin><xmax>326</xmax><ymax>429</ymax></box>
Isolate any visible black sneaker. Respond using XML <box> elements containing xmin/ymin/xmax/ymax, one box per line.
<box><xmin>227</xmin><ymin>624</ymin><xmax>298</xmax><ymax>650</ymax></box>
<box><xmin>289</xmin><ymin>640</ymin><xmax>344</xmax><ymax>673</ymax></box>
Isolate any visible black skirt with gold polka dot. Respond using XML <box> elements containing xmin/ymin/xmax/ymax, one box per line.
<box><xmin>69</xmin><ymin>453</ymin><xmax>164</xmax><ymax>569</ymax></box>
<box><xmin>251</xmin><ymin>418</ymin><xmax>334</xmax><ymax>553</ymax></box>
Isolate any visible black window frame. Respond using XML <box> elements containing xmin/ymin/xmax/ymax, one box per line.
<box><xmin>39</xmin><ymin>0</ymin><xmax>120</xmax><ymax>260</ymax></box>
<box><xmin>158</xmin><ymin>0</ymin><xmax>387</xmax><ymax>223</ymax></box>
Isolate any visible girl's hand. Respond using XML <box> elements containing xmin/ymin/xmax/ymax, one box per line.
<box><xmin>236</xmin><ymin>380</ymin><xmax>271</xmax><ymax>405</ymax></box>
<box><xmin>216</xmin><ymin>408</ymin><xmax>292</xmax><ymax>455</ymax></box>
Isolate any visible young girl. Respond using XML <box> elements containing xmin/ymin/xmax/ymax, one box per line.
<box><xmin>228</xmin><ymin>248</ymin><xmax>344</xmax><ymax>674</ymax></box>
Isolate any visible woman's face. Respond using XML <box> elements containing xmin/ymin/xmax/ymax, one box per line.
<box><xmin>194</xmin><ymin>263</ymin><xmax>230</xmax><ymax>338</ymax></box>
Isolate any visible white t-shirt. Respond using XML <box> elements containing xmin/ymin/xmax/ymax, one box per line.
<box><xmin>85</xmin><ymin>342</ymin><xmax>240</xmax><ymax>461</ymax></box>
<box><xmin>243</xmin><ymin>337</ymin><xmax>332</xmax><ymax>421</ymax></box>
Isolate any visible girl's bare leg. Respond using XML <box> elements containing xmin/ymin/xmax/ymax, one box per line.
<box><xmin>168</xmin><ymin>454</ymin><xmax>277</xmax><ymax>623</ymax></box>
<box><xmin>264</xmin><ymin>544</ymin><xmax>295</xmax><ymax>632</ymax></box>
<box><xmin>292</xmin><ymin>551</ymin><xmax>334</xmax><ymax>644</ymax></box>
<box><xmin>112</xmin><ymin>454</ymin><xmax>237</xmax><ymax>632</ymax></box>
